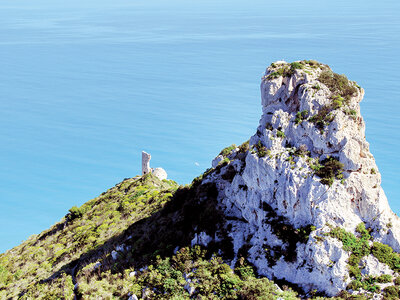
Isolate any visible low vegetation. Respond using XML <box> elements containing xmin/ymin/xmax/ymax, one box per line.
<box><xmin>295</xmin><ymin>110</ymin><xmax>309</xmax><ymax>125</ymax></box>
<box><xmin>0</xmin><ymin>174</ymin><xmax>180</xmax><ymax>298</ymax></box>
<box><xmin>266</xmin><ymin>60</ymin><xmax>324</xmax><ymax>80</ymax></box>
<box><xmin>327</xmin><ymin>223</ymin><xmax>400</xmax><ymax>295</ymax></box>
<box><xmin>277</xmin><ymin>130</ymin><xmax>286</xmax><ymax>138</ymax></box>
<box><xmin>311</xmin><ymin>156</ymin><xmax>344</xmax><ymax>186</ymax></box>
<box><xmin>309</xmin><ymin>105</ymin><xmax>335</xmax><ymax>133</ymax></box>
<box><xmin>0</xmin><ymin>170</ymin><xmax>301</xmax><ymax>299</ymax></box>
<box><xmin>219</xmin><ymin>144</ymin><xmax>237</xmax><ymax>157</ymax></box>
<box><xmin>76</xmin><ymin>246</ymin><xmax>298</xmax><ymax>299</ymax></box>
<box><xmin>238</xmin><ymin>140</ymin><xmax>249</xmax><ymax>153</ymax></box>
<box><xmin>318</xmin><ymin>70</ymin><xmax>358</xmax><ymax>103</ymax></box>
<box><xmin>266</xmin><ymin>61</ymin><xmax>360</xmax><ymax>133</ymax></box>
<box><xmin>254</xmin><ymin>140</ymin><xmax>269</xmax><ymax>158</ymax></box>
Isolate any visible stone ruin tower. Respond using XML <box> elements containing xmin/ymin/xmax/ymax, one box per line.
<box><xmin>141</xmin><ymin>151</ymin><xmax>168</xmax><ymax>180</ymax></box>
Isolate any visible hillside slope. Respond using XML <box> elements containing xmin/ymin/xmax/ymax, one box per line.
<box><xmin>0</xmin><ymin>174</ymin><xmax>299</xmax><ymax>299</ymax></box>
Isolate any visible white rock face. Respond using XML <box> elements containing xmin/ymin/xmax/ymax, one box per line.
<box><xmin>152</xmin><ymin>167</ymin><xmax>168</xmax><ymax>180</ymax></box>
<box><xmin>360</xmin><ymin>255</ymin><xmax>393</xmax><ymax>277</ymax></box>
<box><xmin>142</xmin><ymin>151</ymin><xmax>151</xmax><ymax>175</ymax></box>
<box><xmin>193</xmin><ymin>61</ymin><xmax>400</xmax><ymax>296</ymax></box>
<box><xmin>191</xmin><ymin>231</ymin><xmax>213</xmax><ymax>247</ymax></box>
<box><xmin>212</xmin><ymin>155</ymin><xmax>224</xmax><ymax>168</ymax></box>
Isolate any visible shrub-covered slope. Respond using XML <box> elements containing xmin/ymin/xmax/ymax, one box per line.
<box><xmin>0</xmin><ymin>174</ymin><xmax>300</xmax><ymax>299</ymax></box>
<box><xmin>0</xmin><ymin>175</ymin><xmax>179</xmax><ymax>298</ymax></box>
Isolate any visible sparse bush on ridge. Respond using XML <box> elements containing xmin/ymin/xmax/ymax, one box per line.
<box><xmin>67</xmin><ymin>205</ymin><xmax>84</xmax><ymax>221</ymax></box>
<box><xmin>254</xmin><ymin>140</ymin><xmax>268</xmax><ymax>158</ymax></box>
<box><xmin>238</xmin><ymin>140</ymin><xmax>249</xmax><ymax>153</ymax></box>
<box><xmin>219</xmin><ymin>144</ymin><xmax>236</xmax><ymax>157</ymax></box>
<box><xmin>318</xmin><ymin>70</ymin><xmax>358</xmax><ymax>103</ymax></box>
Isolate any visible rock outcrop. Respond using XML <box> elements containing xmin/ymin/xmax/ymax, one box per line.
<box><xmin>142</xmin><ymin>151</ymin><xmax>151</xmax><ymax>175</ymax></box>
<box><xmin>196</xmin><ymin>60</ymin><xmax>400</xmax><ymax>296</ymax></box>
<box><xmin>141</xmin><ymin>151</ymin><xmax>167</xmax><ymax>180</ymax></box>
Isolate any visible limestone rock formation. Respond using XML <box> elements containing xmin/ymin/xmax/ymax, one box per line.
<box><xmin>152</xmin><ymin>167</ymin><xmax>168</xmax><ymax>180</ymax></box>
<box><xmin>195</xmin><ymin>60</ymin><xmax>400</xmax><ymax>296</ymax></box>
<box><xmin>141</xmin><ymin>151</ymin><xmax>167</xmax><ymax>180</ymax></box>
<box><xmin>142</xmin><ymin>151</ymin><xmax>151</xmax><ymax>175</ymax></box>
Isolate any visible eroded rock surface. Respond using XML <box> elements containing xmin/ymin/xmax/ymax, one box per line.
<box><xmin>194</xmin><ymin>61</ymin><xmax>400</xmax><ymax>296</ymax></box>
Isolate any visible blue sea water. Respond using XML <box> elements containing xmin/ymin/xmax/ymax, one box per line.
<box><xmin>0</xmin><ymin>0</ymin><xmax>399</xmax><ymax>253</ymax></box>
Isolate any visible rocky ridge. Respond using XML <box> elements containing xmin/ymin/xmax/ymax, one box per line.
<box><xmin>198</xmin><ymin>60</ymin><xmax>400</xmax><ymax>296</ymax></box>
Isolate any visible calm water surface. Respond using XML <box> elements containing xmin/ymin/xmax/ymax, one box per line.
<box><xmin>1</xmin><ymin>0</ymin><xmax>399</xmax><ymax>252</ymax></box>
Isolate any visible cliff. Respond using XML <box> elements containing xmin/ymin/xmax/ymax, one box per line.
<box><xmin>1</xmin><ymin>60</ymin><xmax>400</xmax><ymax>299</ymax></box>
<box><xmin>202</xmin><ymin>60</ymin><xmax>400</xmax><ymax>297</ymax></box>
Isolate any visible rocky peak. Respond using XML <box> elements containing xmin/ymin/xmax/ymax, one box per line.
<box><xmin>200</xmin><ymin>60</ymin><xmax>400</xmax><ymax>297</ymax></box>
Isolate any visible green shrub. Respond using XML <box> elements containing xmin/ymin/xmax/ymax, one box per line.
<box><xmin>309</xmin><ymin>105</ymin><xmax>334</xmax><ymax>132</ymax></box>
<box><xmin>267</xmin><ymin>64</ymin><xmax>292</xmax><ymax>79</ymax></box>
<box><xmin>347</xmin><ymin>279</ymin><xmax>363</xmax><ymax>291</ymax></box>
<box><xmin>344</xmin><ymin>108</ymin><xmax>357</xmax><ymax>117</ymax></box>
<box><xmin>237</xmin><ymin>277</ymin><xmax>297</xmax><ymax>299</ymax></box>
<box><xmin>371</xmin><ymin>242</ymin><xmax>400</xmax><ymax>271</ymax></box>
<box><xmin>294</xmin><ymin>110</ymin><xmax>309</xmax><ymax>125</ymax></box>
<box><xmin>312</xmin><ymin>84</ymin><xmax>321</xmax><ymax>90</ymax></box>
<box><xmin>384</xmin><ymin>285</ymin><xmax>399</xmax><ymax>299</ymax></box>
<box><xmin>267</xmin><ymin>71</ymin><xmax>282</xmax><ymax>79</ymax></box>
<box><xmin>376</xmin><ymin>274</ymin><xmax>392</xmax><ymax>283</ymax></box>
<box><xmin>276</xmin><ymin>130</ymin><xmax>285</xmax><ymax>138</ymax></box>
<box><xmin>355</xmin><ymin>222</ymin><xmax>371</xmax><ymax>240</ymax></box>
<box><xmin>371</xmin><ymin>168</ymin><xmax>376</xmax><ymax>174</ymax></box>
<box><xmin>255</xmin><ymin>141</ymin><xmax>268</xmax><ymax>158</ymax></box>
<box><xmin>219</xmin><ymin>144</ymin><xmax>236</xmax><ymax>157</ymax></box>
<box><xmin>67</xmin><ymin>205</ymin><xmax>84</xmax><ymax>221</ymax></box>
<box><xmin>366</xmin><ymin>284</ymin><xmax>380</xmax><ymax>293</ymax></box>
<box><xmin>219</xmin><ymin>157</ymin><xmax>230</xmax><ymax>166</ymax></box>
<box><xmin>238</xmin><ymin>140</ymin><xmax>249</xmax><ymax>153</ymax></box>
<box><xmin>290</xmin><ymin>62</ymin><xmax>303</xmax><ymax>70</ymax></box>
<box><xmin>332</xmin><ymin>95</ymin><xmax>344</xmax><ymax>109</ymax></box>
<box><xmin>0</xmin><ymin>265</ymin><xmax>10</xmax><ymax>286</ymax></box>
<box><xmin>315</xmin><ymin>156</ymin><xmax>344</xmax><ymax>186</ymax></box>
<box><xmin>318</xmin><ymin>70</ymin><xmax>358</xmax><ymax>103</ymax></box>
<box><xmin>348</xmin><ymin>263</ymin><xmax>361</xmax><ymax>280</ymax></box>
<box><xmin>303</xmin><ymin>60</ymin><xmax>321</xmax><ymax>68</ymax></box>
<box><xmin>328</xmin><ymin>223</ymin><xmax>372</xmax><ymax>285</ymax></box>
<box><xmin>265</xmin><ymin>122</ymin><xmax>273</xmax><ymax>131</ymax></box>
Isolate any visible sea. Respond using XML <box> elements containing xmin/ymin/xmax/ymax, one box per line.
<box><xmin>0</xmin><ymin>0</ymin><xmax>399</xmax><ymax>253</ymax></box>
